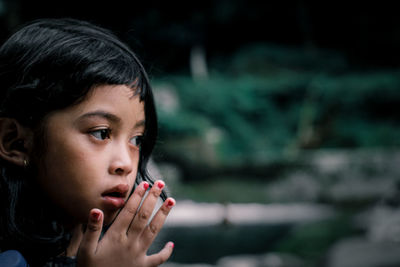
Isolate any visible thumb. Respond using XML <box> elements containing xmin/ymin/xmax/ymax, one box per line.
<box><xmin>78</xmin><ymin>209</ymin><xmax>104</xmax><ymax>256</ymax></box>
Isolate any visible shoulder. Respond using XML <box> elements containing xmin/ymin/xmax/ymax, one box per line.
<box><xmin>0</xmin><ymin>250</ymin><xmax>29</xmax><ymax>266</ymax></box>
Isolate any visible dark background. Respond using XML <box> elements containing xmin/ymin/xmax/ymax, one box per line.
<box><xmin>1</xmin><ymin>1</ymin><xmax>400</xmax><ymax>73</ymax></box>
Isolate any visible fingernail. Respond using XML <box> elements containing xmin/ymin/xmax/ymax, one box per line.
<box><xmin>91</xmin><ymin>210</ymin><xmax>101</xmax><ymax>221</ymax></box>
<box><xmin>143</xmin><ymin>182</ymin><xmax>149</xmax><ymax>190</ymax></box>
<box><xmin>168</xmin><ymin>242</ymin><xmax>174</xmax><ymax>249</ymax></box>
<box><xmin>167</xmin><ymin>198</ymin><xmax>175</xmax><ymax>207</ymax></box>
<box><xmin>157</xmin><ymin>181</ymin><xmax>165</xmax><ymax>190</ymax></box>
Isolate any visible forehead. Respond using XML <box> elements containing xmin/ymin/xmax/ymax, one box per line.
<box><xmin>50</xmin><ymin>84</ymin><xmax>146</xmax><ymax>124</ymax></box>
<box><xmin>85</xmin><ymin>84</ymin><xmax>140</xmax><ymax>102</ymax></box>
<box><xmin>81</xmin><ymin>84</ymin><xmax>144</xmax><ymax>114</ymax></box>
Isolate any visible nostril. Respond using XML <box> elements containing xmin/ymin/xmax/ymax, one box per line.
<box><xmin>115</xmin><ymin>168</ymin><xmax>124</xmax><ymax>174</ymax></box>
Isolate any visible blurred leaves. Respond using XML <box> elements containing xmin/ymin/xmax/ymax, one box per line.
<box><xmin>274</xmin><ymin>216</ymin><xmax>359</xmax><ymax>266</ymax></box>
<box><xmin>153</xmin><ymin>44</ymin><xmax>400</xmax><ymax>166</ymax></box>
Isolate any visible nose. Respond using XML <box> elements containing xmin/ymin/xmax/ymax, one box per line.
<box><xmin>108</xmin><ymin>141</ymin><xmax>138</xmax><ymax>176</ymax></box>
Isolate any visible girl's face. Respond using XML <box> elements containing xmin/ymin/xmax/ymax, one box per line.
<box><xmin>36</xmin><ymin>84</ymin><xmax>145</xmax><ymax>225</ymax></box>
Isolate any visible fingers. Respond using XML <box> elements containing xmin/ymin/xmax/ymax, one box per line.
<box><xmin>140</xmin><ymin>197</ymin><xmax>175</xmax><ymax>249</ymax></box>
<box><xmin>127</xmin><ymin>180</ymin><xmax>165</xmax><ymax>236</ymax></box>
<box><xmin>78</xmin><ymin>209</ymin><xmax>104</xmax><ymax>256</ymax></box>
<box><xmin>147</xmin><ymin>241</ymin><xmax>175</xmax><ymax>266</ymax></box>
<box><xmin>110</xmin><ymin>181</ymin><xmax>149</xmax><ymax>231</ymax></box>
<box><xmin>76</xmin><ymin>181</ymin><xmax>175</xmax><ymax>267</ymax></box>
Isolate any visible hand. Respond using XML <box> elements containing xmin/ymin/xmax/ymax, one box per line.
<box><xmin>76</xmin><ymin>180</ymin><xmax>175</xmax><ymax>267</ymax></box>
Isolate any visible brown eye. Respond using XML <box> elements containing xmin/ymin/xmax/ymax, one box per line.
<box><xmin>90</xmin><ymin>129</ymin><xmax>111</xmax><ymax>140</ymax></box>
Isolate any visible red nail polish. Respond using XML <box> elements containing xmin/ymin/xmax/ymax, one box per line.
<box><xmin>167</xmin><ymin>199</ymin><xmax>175</xmax><ymax>207</ymax></box>
<box><xmin>157</xmin><ymin>181</ymin><xmax>165</xmax><ymax>189</ymax></box>
<box><xmin>143</xmin><ymin>182</ymin><xmax>149</xmax><ymax>190</ymax></box>
<box><xmin>92</xmin><ymin>210</ymin><xmax>101</xmax><ymax>221</ymax></box>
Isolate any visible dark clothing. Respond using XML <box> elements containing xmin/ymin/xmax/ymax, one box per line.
<box><xmin>0</xmin><ymin>250</ymin><xmax>76</xmax><ymax>267</ymax></box>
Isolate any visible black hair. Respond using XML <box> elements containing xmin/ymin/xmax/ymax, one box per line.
<box><xmin>0</xmin><ymin>18</ymin><xmax>162</xmax><ymax>265</ymax></box>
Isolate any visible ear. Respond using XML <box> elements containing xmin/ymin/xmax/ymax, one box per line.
<box><xmin>0</xmin><ymin>118</ymin><xmax>33</xmax><ymax>166</ymax></box>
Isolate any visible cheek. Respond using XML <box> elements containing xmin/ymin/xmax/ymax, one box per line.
<box><xmin>38</xmin><ymin>134</ymin><xmax>99</xmax><ymax>193</ymax></box>
<box><xmin>46</xmin><ymin>142</ymin><xmax>105</xmax><ymax>187</ymax></box>
<box><xmin>36</xmin><ymin>140</ymin><xmax>106</xmax><ymax>222</ymax></box>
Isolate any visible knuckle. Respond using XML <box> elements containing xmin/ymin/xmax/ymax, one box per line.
<box><xmin>151</xmin><ymin>190</ymin><xmax>160</xmax><ymax>198</ymax></box>
<box><xmin>161</xmin><ymin>205</ymin><xmax>170</xmax><ymax>216</ymax></box>
<box><xmin>125</xmin><ymin>205</ymin><xmax>137</xmax><ymax>216</ymax></box>
<box><xmin>139</xmin><ymin>210</ymin><xmax>151</xmax><ymax>221</ymax></box>
<box><xmin>148</xmin><ymin>223</ymin><xmax>158</xmax><ymax>235</ymax></box>
<box><xmin>86</xmin><ymin>223</ymin><xmax>100</xmax><ymax>232</ymax></box>
<box><xmin>134</xmin><ymin>188</ymin><xmax>145</xmax><ymax>197</ymax></box>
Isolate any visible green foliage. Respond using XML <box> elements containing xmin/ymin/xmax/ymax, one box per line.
<box><xmin>274</xmin><ymin>216</ymin><xmax>358</xmax><ymax>266</ymax></box>
<box><xmin>153</xmin><ymin>44</ymin><xmax>400</xmax><ymax>165</ymax></box>
<box><xmin>154</xmin><ymin>74</ymin><xmax>303</xmax><ymax>163</ymax></box>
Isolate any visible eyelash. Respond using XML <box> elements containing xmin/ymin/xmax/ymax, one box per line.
<box><xmin>90</xmin><ymin>128</ymin><xmax>111</xmax><ymax>140</ymax></box>
<box><xmin>130</xmin><ymin>136</ymin><xmax>144</xmax><ymax>148</ymax></box>
<box><xmin>89</xmin><ymin>128</ymin><xmax>144</xmax><ymax>148</ymax></box>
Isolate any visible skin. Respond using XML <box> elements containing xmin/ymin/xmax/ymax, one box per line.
<box><xmin>35</xmin><ymin>84</ymin><xmax>175</xmax><ymax>266</ymax></box>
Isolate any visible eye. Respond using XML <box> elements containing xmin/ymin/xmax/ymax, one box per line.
<box><xmin>130</xmin><ymin>135</ymin><xmax>143</xmax><ymax>148</ymax></box>
<box><xmin>90</xmin><ymin>129</ymin><xmax>111</xmax><ymax>140</ymax></box>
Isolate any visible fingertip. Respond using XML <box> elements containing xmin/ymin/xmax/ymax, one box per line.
<box><xmin>90</xmin><ymin>208</ymin><xmax>103</xmax><ymax>222</ymax></box>
<box><xmin>134</xmin><ymin>181</ymin><xmax>149</xmax><ymax>196</ymax></box>
<box><xmin>167</xmin><ymin>241</ymin><xmax>175</xmax><ymax>249</ymax></box>
<box><xmin>155</xmin><ymin>180</ymin><xmax>165</xmax><ymax>190</ymax></box>
<box><xmin>79</xmin><ymin>209</ymin><xmax>103</xmax><ymax>256</ymax></box>
<box><xmin>87</xmin><ymin>208</ymin><xmax>103</xmax><ymax>233</ymax></box>
<box><xmin>165</xmin><ymin>197</ymin><xmax>176</xmax><ymax>208</ymax></box>
<box><xmin>143</xmin><ymin>181</ymin><xmax>149</xmax><ymax>191</ymax></box>
<box><xmin>163</xmin><ymin>241</ymin><xmax>175</xmax><ymax>260</ymax></box>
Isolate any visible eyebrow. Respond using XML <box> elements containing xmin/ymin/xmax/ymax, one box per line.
<box><xmin>78</xmin><ymin>110</ymin><xmax>121</xmax><ymax>123</ymax></box>
<box><xmin>77</xmin><ymin>110</ymin><xmax>146</xmax><ymax>128</ymax></box>
<box><xmin>134</xmin><ymin>119</ymin><xmax>146</xmax><ymax>128</ymax></box>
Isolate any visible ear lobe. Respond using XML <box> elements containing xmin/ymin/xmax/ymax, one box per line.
<box><xmin>0</xmin><ymin>118</ymin><xmax>33</xmax><ymax>166</ymax></box>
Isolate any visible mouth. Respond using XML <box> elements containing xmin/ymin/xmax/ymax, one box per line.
<box><xmin>103</xmin><ymin>191</ymin><xmax>124</xmax><ymax>198</ymax></box>
<box><xmin>101</xmin><ymin>184</ymin><xmax>129</xmax><ymax>209</ymax></box>
<box><xmin>102</xmin><ymin>184</ymin><xmax>129</xmax><ymax>197</ymax></box>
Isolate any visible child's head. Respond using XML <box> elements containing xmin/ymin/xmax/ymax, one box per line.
<box><xmin>0</xmin><ymin>18</ymin><xmax>159</xmax><ymax>259</ymax></box>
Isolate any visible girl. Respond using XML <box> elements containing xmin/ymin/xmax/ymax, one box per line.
<box><xmin>0</xmin><ymin>18</ymin><xmax>175</xmax><ymax>266</ymax></box>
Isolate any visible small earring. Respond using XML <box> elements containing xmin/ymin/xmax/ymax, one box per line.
<box><xmin>23</xmin><ymin>159</ymin><xmax>29</xmax><ymax>168</ymax></box>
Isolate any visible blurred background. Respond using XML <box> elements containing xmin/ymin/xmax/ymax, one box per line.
<box><xmin>2</xmin><ymin>1</ymin><xmax>400</xmax><ymax>266</ymax></box>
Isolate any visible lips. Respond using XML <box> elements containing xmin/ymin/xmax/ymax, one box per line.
<box><xmin>101</xmin><ymin>184</ymin><xmax>129</xmax><ymax>209</ymax></box>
